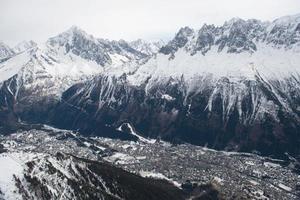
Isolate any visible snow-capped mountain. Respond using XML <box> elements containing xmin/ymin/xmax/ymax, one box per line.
<box><xmin>0</xmin><ymin>42</ymin><xmax>15</xmax><ymax>61</ymax></box>
<box><xmin>47</xmin><ymin>26</ymin><xmax>148</xmax><ymax>67</ymax></box>
<box><xmin>159</xmin><ymin>14</ymin><xmax>300</xmax><ymax>57</ymax></box>
<box><xmin>0</xmin><ymin>40</ymin><xmax>37</xmax><ymax>62</ymax></box>
<box><xmin>0</xmin><ymin>25</ymin><xmax>150</xmax><ymax>99</ymax></box>
<box><xmin>0</xmin><ymin>26</ymin><xmax>149</xmax><ymax>133</ymax></box>
<box><xmin>0</xmin><ymin>14</ymin><xmax>300</xmax><ymax>158</ymax></box>
<box><xmin>0</xmin><ymin>26</ymin><xmax>148</xmax><ymax>86</ymax></box>
<box><xmin>130</xmin><ymin>39</ymin><xmax>164</xmax><ymax>55</ymax></box>
<box><xmin>13</xmin><ymin>40</ymin><xmax>37</xmax><ymax>54</ymax></box>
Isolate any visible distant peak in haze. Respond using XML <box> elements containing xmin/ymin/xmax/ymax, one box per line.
<box><xmin>14</xmin><ymin>40</ymin><xmax>37</xmax><ymax>53</ymax></box>
<box><xmin>46</xmin><ymin>25</ymin><xmax>96</xmax><ymax>47</ymax></box>
<box><xmin>129</xmin><ymin>39</ymin><xmax>164</xmax><ymax>55</ymax></box>
<box><xmin>66</xmin><ymin>25</ymin><xmax>88</xmax><ymax>35</ymax></box>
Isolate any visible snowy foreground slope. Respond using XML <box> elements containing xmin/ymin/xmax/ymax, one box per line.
<box><xmin>0</xmin><ymin>14</ymin><xmax>300</xmax><ymax>159</ymax></box>
<box><xmin>0</xmin><ymin>152</ymin><xmax>188</xmax><ymax>200</ymax></box>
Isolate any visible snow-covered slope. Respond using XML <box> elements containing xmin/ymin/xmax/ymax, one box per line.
<box><xmin>0</xmin><ymin>46</ymin><xmax>103</xmax><ymax>101</ymax></box>
<box><xmin>0</xmin><ymin>153</ymin><xmax>24</xmax><ymax>200</ymax></box>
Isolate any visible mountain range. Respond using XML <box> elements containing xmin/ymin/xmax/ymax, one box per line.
<box><xmin>0</xmin><ymin>13</ymin><xmax>300</xmax><ymax>160</ymax></box>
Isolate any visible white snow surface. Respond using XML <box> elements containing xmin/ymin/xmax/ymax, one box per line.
<box><xmin>0</xmin><ymin>153</ymin><xmax>23</xmax><ymax>200</ymax></box>
<box><xmin>0</xmin><ymin>152</ymin><xmax>43</xmax><ymax>200</ymax></box>
<box><xmin>117</xmin><ymin>123</ymin><xmax>156</xmax><ymax>144</ymax></box>
<box><xmin>0</xmin><ymin>52</ymin><xmax>29</xmax><ymax>83</ymax></box>
<box><xmin>139</xmin><ymin>171</ymin><xmax>181</xmax><ymax>188</ymax></box>
<box><xmin>161</xmin><ymin>94</ymin><xmax>175</xmax><ymax>101</ymax></box>
<box><xmin>126</xmin><ymin>44</ymin><xmax>300</xmax><ymax>86</ymax></box>
<box><xmin>104</xmin><ymin>152</ymin><xmax>137</xmax><ymax>164</ymax></box>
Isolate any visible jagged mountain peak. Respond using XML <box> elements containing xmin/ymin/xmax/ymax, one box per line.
<box><xmin>131</xmin><ymin>38</ymin><xmax>145</xmax><ymax>44</ymax></box>
<box><xmin>13</xmin><ymin>40</ymin><xmax>37</xmax><ymax>53</ymax></box>
<box><xmin>176</xmin><ymin>26</ymin><xmax>195</xmax><ymax>38</ymax></box>
<box><xmin>67</xmin><ymin>25</ymin><xmax>86</xmax><ymax>33</ymax></box>
<box><xmin>266</xmin><ymin>13</ymin><xmax>300</xmax><ymax>47</ymax></box>
<box><xmin>224</xmin><ymin>17</ymin><xmax>245</xmax><ymax>26</ymax></box>
<box><xmin>45</xmin><ymin>26</ymin><xmax>148</xmax><ymax>66</ymax></box>
<box><xmin>222</xmin><ymin>17</ymin><xmax>266</xmax><ymax>31</ymax></box>
<box><xmin>47</xmin><ymin>25</ymin><xmax>95</xmax><ymax>47</ymax></box>
<box><xmin>0</xmin><ymin>41</ymin><xmax>15</xmax><ymax>60</ymax></box>
<box><xmin>199</xmin><ymin>23</ymin><xmax>216</xmax><ymax>30</ymax></box>
<box><xmin>0</xmin><ymin>41</ymin><xmax>12</xmax><ymax>51</ymax></box>
<box><xmin>0</xmin><ymin>41</ymin><xmax>9</xmax><ymax>46</ymax></box>
<box><xmin>272</xmin><ymin>13</ymin><xmax>300</xmax><ymax>25</ymax></box>
<box><xmin>159</xmin><ymin>14</ymin><xmax>300</xmax><ymax>57</ymax></box>
<box><xmin>159</xmin><ymin>26</ymin><xmax>195</xmax><ymax>56</ymax></box>
<box><xmin>130</xmin><ymin>39</ymin><xmax>164</xmax><ymax>55</ymax></box>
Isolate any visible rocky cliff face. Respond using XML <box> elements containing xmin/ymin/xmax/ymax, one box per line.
<box><xmin>51</xmin><ymin>72</ymin><xmax>300</xmax><ymax>158</ymax></box>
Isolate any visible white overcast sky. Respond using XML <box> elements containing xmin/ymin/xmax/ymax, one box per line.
<box><xmin>1</xmin><ymin>0</ymin><xmax>300</xmax><ymax>46</ymax></box>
